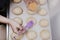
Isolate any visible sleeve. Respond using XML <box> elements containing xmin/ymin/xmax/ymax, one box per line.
<box><xmin>0</xmin><ymin>0</ymin><xmax>10</xmax><ymax>25</ymax></box>
<box><xmin>0</xmin><ymin>0</ymin><xmax>10</xmax><ymax>17</ymax></box>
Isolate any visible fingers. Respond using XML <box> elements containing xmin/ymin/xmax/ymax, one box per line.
<box><xmin>18</xmin><ymin>29</ymin><xmax>26</xmax><ymax>35</ymax></box>
<box><xmin>19</xmin><ymin>25</ymin><xmax>23</xmax><ymax>30</ymax></box>
<box><xmin>9</xmin><ymin>19</ymin><xmax>26</xmax><ymax>35</ymax></box>
<box><xmin>13</xmin><ymin>25</ymin><xmax>23</xmax><ymax>34</ymax></box>
<box><xmin>13</xmin><ymin>28</ymin><xmax>19</xmax><ymax>34</ymax></box>
<box><xmin>9</xmin><ymin>19</ymin><xmax>23</xmax><ymax>34</ymax></box>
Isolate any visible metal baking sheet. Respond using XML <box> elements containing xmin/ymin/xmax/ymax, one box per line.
<box><xmin>7</xmin><ymin>0</ymin><xmax>52</xmax><ymax>40</ymax></box>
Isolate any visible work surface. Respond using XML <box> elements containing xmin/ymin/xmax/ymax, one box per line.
<box><xmin>49</xmin><ymin>0</ymin><xmax>60</xmax><ymax>40</ymax></box>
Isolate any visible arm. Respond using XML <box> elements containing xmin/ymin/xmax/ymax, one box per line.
<box><xmin>0</xmin><ymin>15</ymin><xmax>23</xmax><ymax>34</ymax></box>
<box><xmin>0</xmin><ymin>15</ymin><xmax>9</xmax><ymax>24</ymax></box>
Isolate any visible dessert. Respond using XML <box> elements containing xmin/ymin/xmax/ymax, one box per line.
<box><xmin>12</xmin><ymin>7</ymin><xmax>23</xmax><ymax>15</ymax></box>
<box><xmin>39</xmin><ymin>19</ymin><xmax>48</xmax><ymax>27</ymax></box>
<box><xmin>40</xmin><ymin>30</ymin><xmax>50</xmax><ymax>40</ymax></box>
<box><xmin>39</xmin><ymin>0</ymin><xmax>46</xmax><ymax>5</ymax></box>
<box><xmin>38</xmin><ymin>9</ymin><xmax>47</xmax><ymax>16</ymax></box>
<box><xmin>13</xmin><ymin>0</ymin><xmax>22</xmax><ymax>3</ymax></box>
<box><xmin>28</xmin><ymin>2</ymin><xmax>38</xmax><ymax>11</ymax></box>
<box><xmin>24</xmin><ymin>0</ymin><xmax>38</xmax><ymax>12</ymax></box>
<box><xmin>11</xmin><ymin>33</ymin><xmax>23</xmax><ymax>40</ymax></box>
<box><xmin>26</xmin><ymin>30</ymin><xmax>37</xmax><ymax>40</ymax></box>
<box><xmin>13</xmin><ymin>17</ymin><xmax>23</xmax><ymax>25</ymax></box>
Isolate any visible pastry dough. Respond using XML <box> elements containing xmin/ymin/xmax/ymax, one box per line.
<box><xmin>13</xmin><ymin>0</ymin><xmax>22</xmax><ymax>3</ymax></box>
<box><xmin>38</xmin><ymin>9</ymin><xmax>47</xmax><ymax>16</ymax></box>
<box><xmin>39</xmin><ymin>19</ymin><xmax>48</xmax><ymax>27</ymax></box>
<box><xmin>12</xmin><ymin>7</ymin><xmax>23</xmax><ymax>15</ymax></box>
<box><xmin>26</xmin><ymin>30</ymin><xmax>37</xmax><ymax>40</ymax></box>
<box><xmin>26</xmin><ymin>17</ymin><xmax>36</xmax><ymax>26</ymax></box>
<box><xmin>40</xmin><ymin>30</ymin><xmax>50</xmax><ymax>40</ymax></box>
<box><xmin>11</xmin><ymin>33</ymin><xmax>23</xmax><ymax>40</ymax></box>
<box><xmin>39</xmin><ymin>0</ymin><xmax>46</xmax><ymax>5</ymax></box>
<box><xmin>13</xmin><ymin>17</ymin><xmax>23</xmax><ymax>25</ymax></box>
<box><xmin>28</xmin><ymin>2</ymin><xmax>38</xmax><ymax>11</ymax></box>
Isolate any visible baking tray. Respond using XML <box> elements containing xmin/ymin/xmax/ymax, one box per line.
<box><xmin>7</xmin><ymin>0</ymin><xmax>52</xmax><ymax>40</ymax></box>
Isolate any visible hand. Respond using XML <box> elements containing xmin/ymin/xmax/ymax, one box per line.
<box><xmin>0</xmin><ymin>15</ymin><xmax>23</xmax><ymax>34</ymax></box>
<box><xmin>9</xmin><ymin>19</ymin><xmax>23</xmax><ymax>34</ymax></box>
<box><xmin>18</xmin><ymin>28</ymin><xmax>26</xmax><ymax>35</ymax></box>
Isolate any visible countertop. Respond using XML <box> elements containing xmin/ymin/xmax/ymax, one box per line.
<box><xmin>49</xmin><ymin>0</ymin><xmax>60</xmax><ymax>40</ymax></box>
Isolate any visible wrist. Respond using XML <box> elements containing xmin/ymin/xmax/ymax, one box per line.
<box><xmin>0</xmin><ymin>15</ymin><xmax>10</xmax><ymax>24</ymax></box>
<box><xmin>7</xmin><ymin>19</ymin><xmax>12</xmax><ymax>24</ymax></box>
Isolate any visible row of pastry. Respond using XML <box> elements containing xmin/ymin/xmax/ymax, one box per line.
<box><xmin>11</xmin><ymin>30</ymin><xmax>50</xmax><ymax>40</ymax></box>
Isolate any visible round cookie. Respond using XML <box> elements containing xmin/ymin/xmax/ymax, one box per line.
<box><xmin>13</xmin><ymin>0</ymin><xmax>22</xmax><ymax>3</ymax></box>
<box><xmin>26</xmin><ymin>17</ymin><xmax>36</xmax><ymax>26</ymax></box>
<box><xmin>12</xmin><ymin>7</ymin><xmax>23</xmax><ymax>15</ymax></box>
<box><xmin>28</xmin><ymin>2</ymin><xmax>38</xmax><ymax>12</ymax></box>
<box><xmin>26</xmin><ymin>30</ymin><xmax>37</xmax><ymax>40</ymax></box>
<box><xmin>13</xmin><ymin>17</ymin><xmax>23</xmax><ymax>25</ymax></box>
<box><xmin>39</xmin><ymin>0</ymin><xmax>46</xmax><ymax>5</ymax></box>
<box><xmin>40</xmin><ymin>30</ymin><xmax>50</xmax><ymax>40</ymax></box>
<box><xmin>11</xmin><ymin>33</ymin><xmax>23</xmax><ymax>40</ymax></box>
<box><xmin>38</xmin><ymin>9</ymin><xmax>47</xmax><ymax>16</ymax></box>
<box><xmin>39</xmin><ymin>19</ymin><xmax>48</xmax><ymax>27</ymax></box>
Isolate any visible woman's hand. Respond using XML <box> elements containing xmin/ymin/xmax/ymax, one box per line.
<box><xmin>0</xmin><ymin>15</ymin><xmax>23</xmax><ymax>34</ymax></box>
<box><xmin>8</xmin><ymin>19</ymin><xmax>23</xmax><ymax>34</ymax></box>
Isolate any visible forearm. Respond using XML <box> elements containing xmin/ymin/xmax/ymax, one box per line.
<box><xmin>0</xmin><ymin>15</ymin><xmax>9</xmax><ymax>24</ymax></box>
